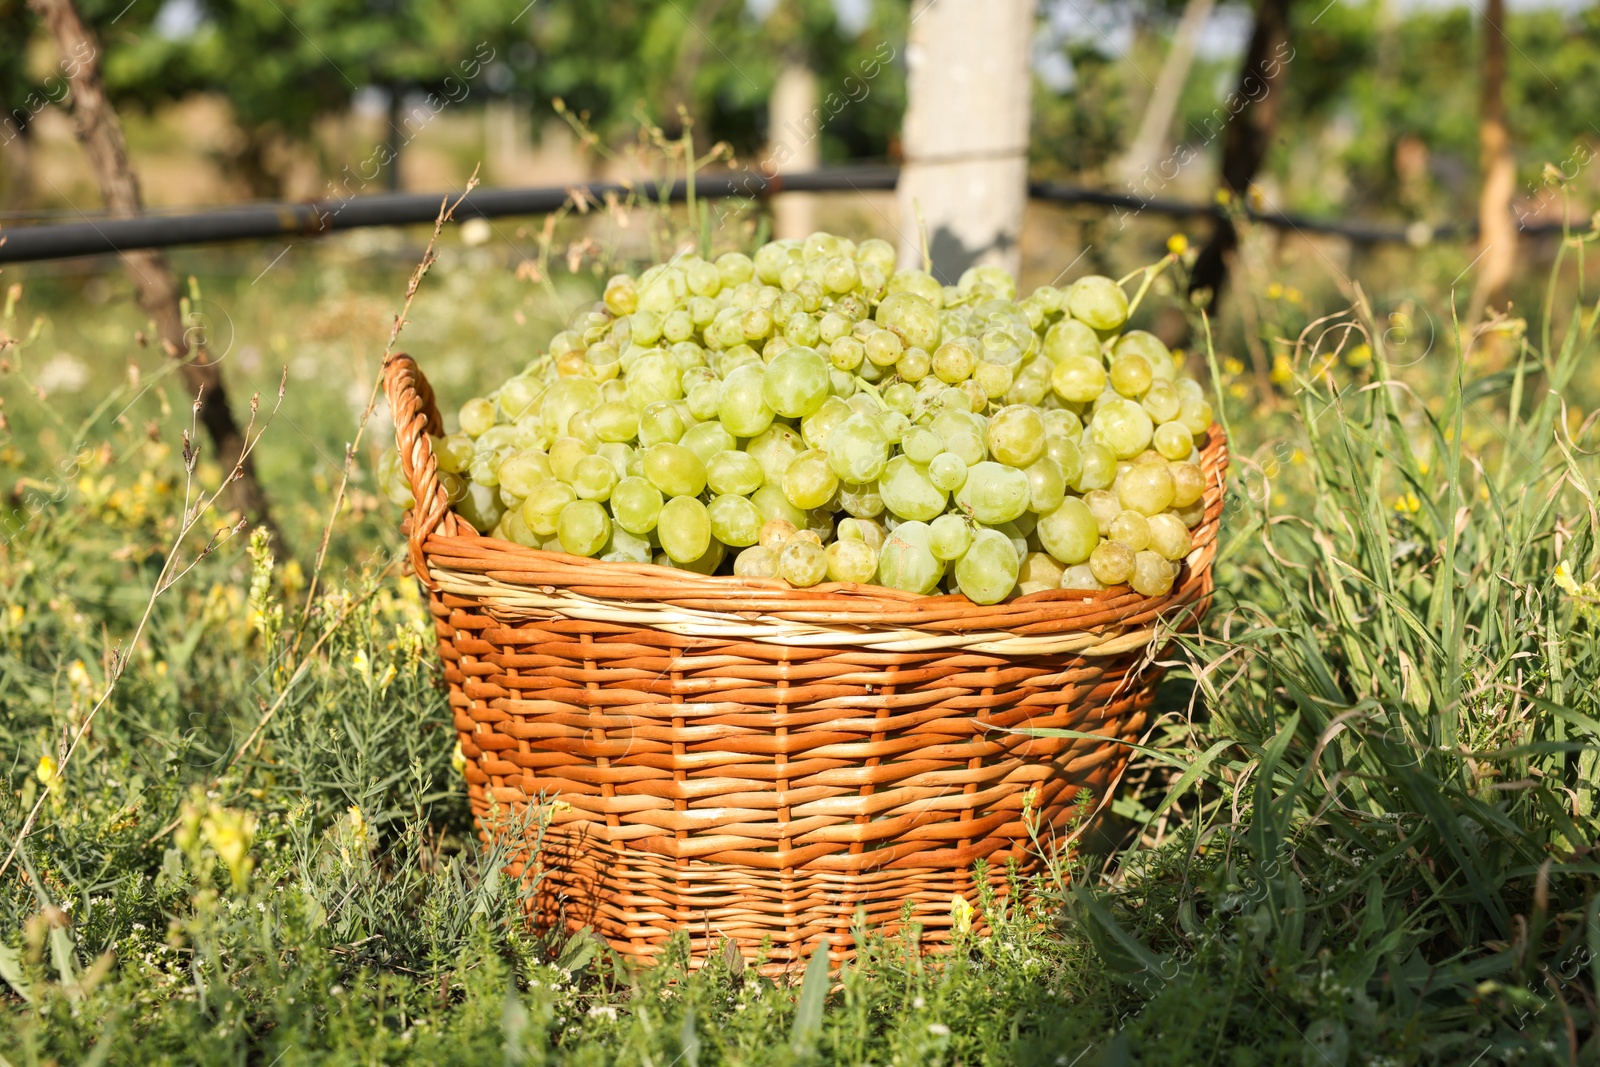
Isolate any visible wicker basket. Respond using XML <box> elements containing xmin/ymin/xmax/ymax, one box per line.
<box><xmin>385</xmin><ymin>353</ymin><xmax>1228</xmax><ymax>971</ymax></box>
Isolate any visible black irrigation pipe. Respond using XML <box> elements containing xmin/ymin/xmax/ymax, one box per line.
<box><xmin>0</xmin><ymin>163</ymin><xmax>1578</xmax><ymax>265</ymax></box>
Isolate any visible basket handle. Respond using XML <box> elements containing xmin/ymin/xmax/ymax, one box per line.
<box><xmin>384</xmin><ymin>353</ymin><xmax>467</xmax><ymax>587</ymax></box>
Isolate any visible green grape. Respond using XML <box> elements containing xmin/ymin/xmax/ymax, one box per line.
<box><xmin>522</xmin><ymin>481</ymin><xmax>575</xmax><ymax>537</ymax></box>
<box><xmin>1075</xmin><ymin>442</ymin><xmax>1117</xmax><ymax>492</ymax></box>
<box><xmin>719</xmin><ymin>363</ymin><xmax>776</xmax><ymax>437</ymax></box>
<box><xmin>826</xmin><ymin>414</ymin><xmax>891</xmax><ymax>484</ymax></box>
<box><xmin>1141</xmin><ymin>379</ymin><xmax>1180</xmax><ymax>423</ymax></box>
<box><xmin>902</xmin><ymin>427</ymin><xmax>945</xmax><ymax>465</ymax></box>
<box><xmin>822</xmin><ymin>256</ymin><xmax>860</xmax><ymax>294</ymax></box>
<box><xmin>1114</xmin><ymin>331</ymin><xmax>1175</xmax><ymax>381</ymax></box>
<box><xmin>1045</xmin><ymin>436</ymin><xmax>1083</xmax><ymax>487</ymax></box>
<box><xmin>828</xmin><ymin>335</ymin><xmax>866</xmax><ymax>371</ymax></box>
<box><xmin>1059</xmin><ymin>563</ymin><xmax>1103</xmax><ymax>592</ymax></box>
<box><xmin>928</xmin><ymin>452</ymin><xmax>968</xmax><ymax>493</ymax></box>
<box><xmin>973</xmin><ymin>361</ymin><xmax>1014</xmax><ymax>399</ymax></box>
<box><xmin>878</xmin><ymin>456</ymin><xmax>948</xmax><ymax>522</ymax></box>
<box><xmin>611</xmin><ymin>477</ymin><xmax>663</xmax><ymax>535</ymax></box>
<box><xmin>1051</xmin><ymin>355</ymin><xmax>1107</xmax><ymax>404</ymax></box>
<box><xmin>603</xmin><ymin>526</ymin><xmax>653</xmax><ymax>564</ymax></box>
<box><xmin>459</xmin><ymin>397</ymin><xmax>496</xmax><ymax>438</ymax></box>
<box><xmin>1089</xmin><ymin>541</ymin><xmax>1135</xmax><ymax>586</ymax></box>
<box><xmin>864</xmin><ymin>326</ymin><xmax>903</xmax><ymax>367</ymax></box>
<box><xmin>1025</xmin><ymin>457</ymin><xmax>1067</xmax><ymax>513</ymax></box>
<box><xmin>838</xmin><ymin>517</ymin><xmax>886</xmax><ymax>553</ymax></box>
<box><xmin>783</xmin><ymin>450</ymin><xmax>839</xmax><ymax>510</ymax></box>
<box><xmin>1153</xmin><ymin>421</ymin><xmax>1194</xmax><ymax>461</ymax></box>
<box><xmin>875</xmin><ymin>292</ymin><xmax>942</xmax><ymax>350</ymax></box>
<box><xmin>759</xmin><ymin>518</ymin><xmax>797</xmax><ymax>552</ymax></box>
<box><xmin>876</xmin><ymin>521</ymin><xmax>944</xmax><ymax>594</ymax></box>
<box><xmin>930</xmin><ymin>415</ymin><xmax>987</xmax><ymax>466</ymax></box>
<box><xmin>433</xmin><ymin>433</ymin><xmax>475</xmax><ymax>474</ymax></box>
<box><xmin>637</xmin><ymin>401</ymin><xmax>686</xmax><ymax>447</ymax></box>
<box><xmin>856</xmin><ymin>237</ymin><xmax>897</xmax><ymax>275</ymax></box>
<box><xmin>657</xmin><ymin>496</ymin><xmax>712</xmax><ymax>563</ymax></box>
<box><xmin>592</xmin><ymin>400</ymin><xmax>640</xmax><ymax>443</ymax></box>
<box><xmin>378</xmin><ymin>449</ymin><xmax>413</xmax><ymax>507</ymax></box>
<box><xmin>829</xmin><ymin>369</ymin><xmax>857</xmax><ymax>398</ymax></box>
<box><xmin>1108</xmin><ymin>509</ymin><xmax>1151</xmax><ymax>552</ymax></box>
<box><xmin>685</xmin><ymin>259</ymin><xmax>721</xmax><ymax>298</ymax></box>
<box><xmin>686</xmin><ymin>380</ymin><xmax>723</xmax><ymax>421</ymax></box>
<box><xmin>662</xmin><ymin>308</ymin><xmax>695</xmax><ymax>344</ymax></box>
<box><xmin>883</xmin><ymin>382</ymin><xmax>917</xmax><ymax>415</ymax></box>
<box><xmin>1176</xmin><ymin>377</ymin><xmax>1205</xmax><ymax>403</ymax></box>
<box><xmin>780</xmin><ymin>313</ymin><xmax>818</xmax><ymax>349</ymax></box>
<box><xmin>897</xmin><ymin>346</ymin><xmax>931</xmax><ymax>382</ymax></box>
<box><xmin>1041</xmin><ymin>317</ymin><xmax>1099</xmax><ymax>365</ymax></box>
<box><xmin>818</xmin><ymin>310</ymin><xmax>852</xmax><ymax>344</ymax></box>
<box><xmin>1003</xmin><ymin>364</ymin><xmax>1049</xmax><ymax>407</ymax></box>
<box><xmin>1178</xmin><ymin>396</ymin><xmax>1214</xmax><ymax>436</ymax></box>
<box><xmin>825</xmin><ymin>538</ymin><xmax>878</xmax><ymax>584</ymax></box>
<box><xmin>887</xmin><ymin>269</ymin><xmax>945</xmax><ymax>306</ymax></box>
<box><xmin>675</xmin><ymin>538</ymin><xmax>728</xmax><ymax>575</ymax></box>
<box><xmin>932</xmin><ymin>337</ymin><xmax>978</xmax><ymax>383</ymax></box>
<box><xmin>747</xmin><ymin>425</ymin><xmax>807</xmax><ymax>486</ymax></box>
<box><xmin>708</xmin><ymin>493</ymin><xmax>764</xmax><ymax>548</ymax></box>
<box><xmin>556</xmin><ymin>500</ymin><xmax>610</xmax><ymax>557</ymax></box>
<box><xmin>680</xmin><ymin>421</ymin><xmax>737</xmax><ymax>465</ymax></box>
<box><xmin>838</xmin><ymin>482</ymin><xmax>885</xmax><ymax>519</ymax></box>
<box><xmin>717</xmin><ymin>251</ymin><xmax>756</xmax><ymax>289</ymax></box>
<box><xmin>1017</xmin><ymin>551</ymin><xmax>1066</xmax><ymax>596</ymax></box>
<box><xmin>1091</xmin><ymin>398</ymin><xmax>1155</xmax><ymax>459</ymax></box>
<box><xmin>585</xmin><ymin>341</ymin><xmax>622</xmax><ymax>377</ymax></box>
<box><xmin>565</xmin><ymin>410</ymin><xmax>600</xmax><ymax>449</ymax></box>
<box><xmin>1084</xmin><ymin>489</ymin><xmax>1120</xmax><ymax>536</ymax></box>
<box><xmin>929</xmin><ymin>513</ymin><xmax>972</xmax><ymax>561</ymax></box>
<box><xmin>503</xmin><ymin>508</ymin><xmax>540</xmax><ymax>547</ymax></box>
<box><xmin>498</xmin><ymin>376</ymin><xmax>543</xmax><ymax>420</ymax></box>
<box><xmin>497</xmin><ymin>449</ymin><xmax>553</xmax><ymax>498</ymax></box>
<box><xmin>1066</xmin><ymin>275</ymin><xmax>1129</xmax><ymax>331</ymax></box>
<box><xmin>802</xmin><ymin>396</ymin><xmax>853</xmax><ymax>450</ymax></box>
<box><xmin>1130</xmin><ymin>550</ymin><xmax>1177</xmax><ymax>597</ymax></box>
<box><xmin>1170</xmin><ymin>462</ymin><xmax>1205</xmax><ymax>508</ymax></box>
<box><xmin>752</xmin><ymin>485</ymin><xmax>808</xmax><ymax>529</ymax></box>
<box><xmin>1108</xmin><ymin>353</ymin><xmax>1153</xmax><ymax>398</ymax></box>
<box><xmin>762</xmin><ymin>346</ymin><xmax>831</xmax><ymax>418</ymax></box>
<box><xmin>1147</xmin><ymin>513</ymin><xmax>1193</xmax><ymax>562</ymax></box>
<box><xmin>706</xmin><ymin>450</ymin><xmax>764</xmax><ymax>496</ymax></box>
<box><xmin>986</xmin><ymin>405</ymin><xmax>1046</xmax><ymax>467</ymax></box>
<box><xmin>1116</xmin><ymin>462</ymin><xmax>1175</xmax><ymax>516</ymax></box>
<box><xmin>779</xmin><ymin>539</ymin><xmax>829</xmax><ymax>587</ymax></box>
<box><xmin>734</xmin><ymin>545</ymin><xmax>780</xmax><ymax>579</ymax></box>
<box><xmin>603</xmin><ymin>274</ymin><xmax>639</xmax><ymax>316</ymax></box>
<box><xmin>1042</xmin><ymin>409</ymin><xmax>1084</xmax><ymax>438</ymax></box>
<box><xmin>1036</xmin><ymin>497</ymin><xmax>1098</xmax><ymax>566</ymax></box>
<box><xmin>643</xmin><ymin>442</ymin><xmax>707</xmax><ymax>498</ymax></box>
<box><xmin>548</xmin><ymin>437</ymin><xmax>592</xmax><ymax>485</ymax></box>
<box><xmin>954</xmin><ymin>528</ymin><xmax>1020</xmax><ymax>605</ymax></box>
<box><xmin>953</xmin><ymin>461</ymin><xmax>1031</xmax><ymax>525</ymax></box>
<box><xmin>598</xmin><ymin>442</ymin><xmax>636</xmax><ymax>480</ymax></box>
<box><xmin>573</xmin><ymin>454</ymin><xmax>618</xmax><ymax>502</ymax></box>
<box><xmin>626</xmin><ymin>351</ymin><xmax>684</xmax><ymax>408</ymax></box>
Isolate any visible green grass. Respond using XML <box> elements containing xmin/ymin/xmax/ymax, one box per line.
<box><xmin>1</xmin><ymin>227</ymin><xmax>1598</xmax><ymax>1065</ymax></box>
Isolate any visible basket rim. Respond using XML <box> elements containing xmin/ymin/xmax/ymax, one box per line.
<box><xmin>385</xmin><ymin>353</ymin><xmax>1229</xmax><ymax>643</ymax></box>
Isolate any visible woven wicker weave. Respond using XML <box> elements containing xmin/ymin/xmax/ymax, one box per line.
<box><xmin>385</xmin><ymin>352</ymin><xmax>1228</xmax><ymax>970</ymax></box>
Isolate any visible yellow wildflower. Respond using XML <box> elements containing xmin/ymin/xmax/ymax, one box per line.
<box><xmin>1166</xmin><ymin>234</ymin><xmax>1188</xmax><ymax>256</ymax></box>
<box><xmin>1270</xmin><ymin>354</ymin><xmax>1293</xmax><ymax>386</ymax></box>
<box><xmin>1346</xmin><ymin>343</ymin><xmax>1372</xmax><ymax>367</ymax></box>
<box><xmin>36</xmin><ymin>754</ymin><xmax>59</xmax><ymax>790</ymax></box>
<box><xmin>1290</xmin><ymin>449</ymin><xmax>1306</xmax><ymax>466</ymax></box>
<box><xmin>1228</xmin><ymin>382</ymin><xmax>1249</xmax><ymax>401</ymax></box>
<box><xmin>949</xmin><ymin>893</ymin><xmax>974</xmax><ymax>937</ymax></box>
<box><xmin>7</xmin><ymin>604</ymin><xmax>22</xmax><ymax>626</ymax></box>
<box><xmin>1285</xmin><ymin>286</ymin><xmax>1303</xmax><ymax>305</ymax></box>
<box><xmin>1555</xmin><ymin>562</ymin><xmax>1581</xmax><ymax>596</ymax></box>
<box><xmin>201</xmin><ymin>806</ymin><xmax>257</xmax><ymax>892</ymax></box>
<box><xmin>451</xmin><ymin>741</ymin><xmax>467</xmax><ymax>775</ymax></box>
<box><xmin>1393</xmin><ymin>492</ymin><xmax>1421</xmax><ymax>514</ymax></box>
<box><xmin>1222</xmin><ymin>357</ymin><xmax>1245</xmax><ymax>377</ymax></box>
<box><xmin>351</xmin><ymin>648</ymin><xmax>371</xmax><ymax>682</ymax></box>
<box><xmin>1265</xmin><ymin>282</ymin><xmax>1284</xmax><ymax>301</ymax></box>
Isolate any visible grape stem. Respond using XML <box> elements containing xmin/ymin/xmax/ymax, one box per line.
<box><xmin>1119</xmin><ymin>252</ymin><xmax>1180</xmax><ymax>320</ymax></box>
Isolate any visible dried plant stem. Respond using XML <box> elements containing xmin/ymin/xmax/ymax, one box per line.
<box><xmin>287</xmin><ymin>170</ymin><xmax>480</xmax><ymax>662</ymax></box>
<box><xmin>1</xmin><ymin>374</ymin><xmax>287</xmax><ymax>882</ymax></box>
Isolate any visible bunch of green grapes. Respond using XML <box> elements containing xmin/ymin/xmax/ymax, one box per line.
<box><xmin>386</xmin><ymin>231</ymin><xmax>1214</xmax><ymax>605</ymax></box>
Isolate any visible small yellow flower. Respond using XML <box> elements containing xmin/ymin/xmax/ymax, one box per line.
<box><xmin>451</xmin><ymin>741</ymin><xmax>467</xmax><ymax>775</ymax></box>
<box><xmin>351</xmin><ymin>649</ymin><xmax>371</xmax><ymax>681</ymax></box>
<box><xmin>1222</xmin><ymin>357</ymin><xmax>1245</xmax><ymax>377</ymax></box>
<box><xmin>1270</xmin><ymin>354</ymin><xmax>1293</xmax><ymax>386</ymax></box>
<box><xmin>1166</xmin><ymin>234</ymin><xmax>1188</xmax><ymax>256</ymax></box>
<box><xmin>1215</xmin><ymin>189</ymin><xmax>1233</xmax><ymax>206</ymax></box>
<box><xmin>201</xmin><ymin>806</ymin><xmax>257</xmax><ymax>892</ymax></box>
<box><xmin>36</xmin><ymin>754</ymin><xmax>58</xmax><ymax>787</ymax></box>
<box><xmin>949</xmin><ymin>893</ymin><xmax>974</xmax><ymax>936</ymax></box>
<box><xmin>67</xmin><ymin>659</ymin><xmax>93</xmax><ymax>695</ymax></box>
<box><xmin>7</xmin><ymin>605</ymin><xmax>22</xmax><ymax>626</ymax></box>
<box><xmin>1265</xmin><ymin>282</ymin><xmax>1284</xmax><ymax>300</ymax></box>
<box><xmin>1346</xmin><ymin>343</ymin><xmax>1372</xmax><ymax>367</ymax></box>
<box><xmin>1290</xmin><ymin>449</ymin><xmax>1306</xmax><ymax>466</ymax></box>
<box><xmin>1417</xmin><ymin>459</ymin><xmax>1430</xmax><ymax>475</ymax></box>
<box><xmin>347</xmin><ymin>805</ymin><xmax>369</xmax><ymax>847</ymax></box>
<box><xmin>1393</xmin><ymin>492</ymin><xmax>1421</xmax><ymax>514</ymax></box>
<box><xmin>1284</xmin><ymin>286</ymin><xmax>1303</xmax><ymax>305</ymax></box>
<box><xmin>1228</xmin><ymin>382</ymin><xmax>1249</xmax><ymax>400</ymax></box>
<box><xmin>1555</xmin><ymin>562</ymin><xmax>1580</xmax><ymax>596</ymax></box>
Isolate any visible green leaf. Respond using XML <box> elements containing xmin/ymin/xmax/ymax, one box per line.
<box><xmin>0</xmin><ymin>941</ymin><xmax>31</xmax><ymax>1003</ymax></box>
<box><xmin>789</xmin><ymin>940</ymin><xmax>831</xmax><ymax>1053</ymax></box>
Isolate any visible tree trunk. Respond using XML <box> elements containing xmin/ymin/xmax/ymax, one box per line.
<box><xmin>1468</xmin><ymin>0</ymin><xmax>1516</xmax><ymax>327</ymax></box>
<box><xmin>767</xmin><ymin>60</ymin><xmax>820</xmax><ymax>239</ymax></box>
<box><xmin>896</xmin><ymin>0</ymin><xmax>1037</xmax><ymax>282</ymax></box>
<box><xmin>27</xmin><ymin>0</ymin><xmax>280</xmax><ymax>544</ymax></box>
<box><xmin>1117</xmin><ymin>0</ymin><xmax>1217</xmax><ymax>188</ymax></box>
<box><xmin>1187</xmin><ymin>0</ymin><xmax>1293</xmax><ymax>306</ymax></box>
